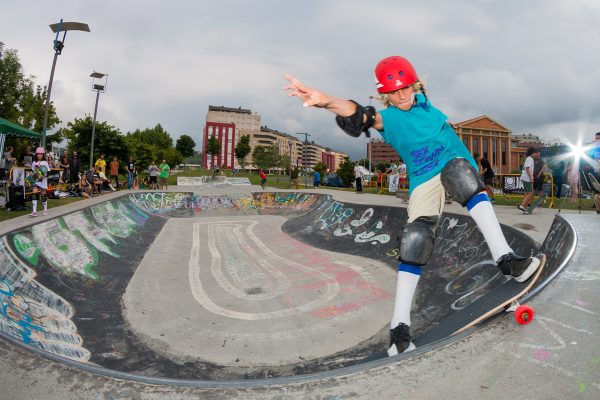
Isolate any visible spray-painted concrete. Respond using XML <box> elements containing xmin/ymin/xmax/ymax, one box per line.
<box><xmin>0</xmin><ymin>186</ymin><xmax>595</xmax><ymax>399</ymax></box>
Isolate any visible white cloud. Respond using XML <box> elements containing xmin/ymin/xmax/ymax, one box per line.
<box><xmin>1</xmin><ymin>0</ymin><xmax>599</xmax><ymax>159</ymax></box>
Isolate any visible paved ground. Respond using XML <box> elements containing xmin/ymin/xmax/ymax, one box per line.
<box><xmin>0</xmin><ymin>184</ymin><xmax>597</xmax><ymax>399</ymax></box>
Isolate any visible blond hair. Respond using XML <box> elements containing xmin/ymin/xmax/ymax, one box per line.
<box><xmin>376</xmin><ymin>80</ymin><xmax>427</xmax><ymax>108</ymax></box>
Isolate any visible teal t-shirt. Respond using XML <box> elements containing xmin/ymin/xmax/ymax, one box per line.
<box><xmin>377</xmin><ymin>94</ymin><xmax>476</xmax><ymax>193</ymax></box>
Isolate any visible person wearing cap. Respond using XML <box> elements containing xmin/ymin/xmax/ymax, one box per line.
<box><xmin>29</xmin><ymin>147</ymin><xmax>50</xmax><ymax>217</ymax></box>
<box><xmin>284</xmin><ymin>56</ymin><xmax>544</xmax><ymax>356</ymax></box>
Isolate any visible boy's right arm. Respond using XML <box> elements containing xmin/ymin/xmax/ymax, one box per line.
<box><xmin>284</xmin><ymin>74</ymin><xmax>383</xmax><ymax>130</ymax></box>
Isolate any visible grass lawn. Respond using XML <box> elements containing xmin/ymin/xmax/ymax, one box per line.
<box><xmin>0</xmin><ymin>196</ymin><xmax>85</xmax><ymax>222</ymax></box>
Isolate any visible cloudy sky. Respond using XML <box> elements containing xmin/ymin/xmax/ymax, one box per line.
<box><xmin>2</xmin><ymin>0</ymin><xmax>599</xmax><ymax>159</ymax></box>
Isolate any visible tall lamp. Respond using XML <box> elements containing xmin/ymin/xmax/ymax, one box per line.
<box><xmin>41</xmin><ymin>19</ymin><xmax>90</xmax><ymax>148</ymax></box>
<box><xmin>89</xmin><ymin>71</ymin><xmax>108</xmax><ymax>170</ymax></box>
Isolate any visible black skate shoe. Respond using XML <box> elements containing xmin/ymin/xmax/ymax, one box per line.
<box><xmin>497</xmin><ymin>253</ymin><xmax>541</xmax><ymax>283</ymax></box>
<box><xmin>387</xmin><ymin>323</ymin><xmax>416</xmax><ymax>356</ymax></box>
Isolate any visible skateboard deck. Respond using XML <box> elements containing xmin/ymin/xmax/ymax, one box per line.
<box><xmin>25</xmin><ymin>165</ymin><xmax>48</xmax><ymax>187</ymax></box>
<box><xmin>413</xmin><ymin>254</ymin><xmax>546</xmax><ymax>347</ymax></box>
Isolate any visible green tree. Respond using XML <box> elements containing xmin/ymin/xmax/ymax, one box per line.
<box><xmin>157</xmin><ymin>147</ymin><xmax>183</xmax><ymax>168</ymax></box>
<box><xmin>206</xmin><ymin>135</ymin><xmax>221</xmax><ymax>164</ymax></box>
<box><xmin>0</xmin><ymin>42</ymin><xmax>24</xmax><ymax>122</ymax></box>
<box><xmin>176</xmin><ymin>134</ymin><xmax>196</xmax><ymax>158</ymax></box>
<box><xmin>234</xmin><ymin>134</ymin><xmax>251</xmax><ymax>171</ymax></box>
<box><xmin>0</xmin><ymin>42</ymin><xmax>59</xmax><ymax>133</ymax></box>
<box><xmin>375</xmin><ymin>161</ymin><xmax>389</xmax><ymax>173</ymax></box>
<box><xmin>62</xmin><ymin>116</ymin><xmax>128</xmax><ymax>168</ymax></box>
<box><xmin>252</xmin><ymin>145</ymin><xmax>273</xmax><ymax>170</ymax></box>
<box><xmin>313</xmin><ymin>161</ymin><xmax>328</xmax><ymax>177</ymax></box>
<box><xmin>126</xmin><ymin>123</ymin><xmax>173</xmax><ymax>149</ymax></box>
<box><xmin>336</xmin><ymin>156</ymin><xmax>355</xmax><ymax>187</ymax></box>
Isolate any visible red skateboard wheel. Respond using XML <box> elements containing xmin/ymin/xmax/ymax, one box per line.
<box><xmin>515</xmin><ymin>305</ymin><xmax>534</xmax><ymax>325</ymax></box>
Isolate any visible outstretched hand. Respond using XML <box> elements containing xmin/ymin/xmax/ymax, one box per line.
<box><xmin>283</xmin><ymin>74</ymin><xmax>330</xmax><ymax>109</ymax></box>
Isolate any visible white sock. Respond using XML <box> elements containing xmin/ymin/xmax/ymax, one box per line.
<box><xmin>390</xmin><ymin>265</ymin><xmax>421</xmax><ymax>329</ymax></box>
<box><xmin>43</xmin><ymin>202</ymin><xmax>47</xmax><ymax>211</ymax></box>
<box><xmin>467</xmin><ymin>193</ymin><xmax>512</xmax><ymax>262</ymax></box>
<box><xmin>32</xmin><ymin>200</ymin><xmax>37</xmax><ymax>212</ymax></box>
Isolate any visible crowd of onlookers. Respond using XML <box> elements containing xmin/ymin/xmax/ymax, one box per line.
<box><xmin>3</xmin><ymin>145</ymin><xmax>172</xmax><ymax>200</ymax></box>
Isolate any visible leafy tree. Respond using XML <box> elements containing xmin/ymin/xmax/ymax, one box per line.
<box><xmin>375</xmin><ymin>161</ymin><xmax>389</xmax><ymax>173</ymax></box>
<box><xmin>335</xmin><ymin>156</ymin><xmax>355</xmax><ymax>187</ymax></box>
<box><xmin>252</xmin><ymin>145</ymin><xmax>273</xmax><ymax>170</ymax></box>
<box><xmin>176</xmin><ymin>134</ymin><xmax>196</xmax><ymax>158</ymax></box>
<box><xmin>267</xmin><ymin>145</ymin><xmax>280</xmax><ymax>171</ymax></box>
<box><xmin>313</xmin><ymin>161</ymin><xmax>328</xmax><ymax>177</ymax></box>
<box><xmin>62</xmin><ymin>116</ymin><xmax>127</xmax><ymax>168</ymax></box>
<box><xmin>157</xmin><ymin>147</ymin><xmax>183</xmax><ymax>168</ymax></box>
<box><xmin>235</xmin><ymin>134</ymin><xmax>251</xmax><ymax>171</ymax></box>
<box><xmin>206</xmin><ymin>135</ymin><xmax>221</xmax><ymax>164</ymax></box>
<box><xmin>0</xmin><ymin>42</ymin><xmax>59</xmax><ymax>132</ymax></box>
<box><xmin>0</xmin><ymin>42</ymin><xmax>24</xmax><ymax>122</ymax></box>
<box><xmin>126</xmin><ymin>123</ymin><xmax>173</xmax><ymax>149</ymax></box>
<box><xmin>279</xmin><ymin>154</ymin><xmax>292</xmax><ymax>175</ymax></box>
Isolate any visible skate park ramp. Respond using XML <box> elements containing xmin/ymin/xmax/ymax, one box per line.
<box><xmin>0</xmin><ymin>191</ymin><xmax>574</xmax><ymax>385</ymax></box>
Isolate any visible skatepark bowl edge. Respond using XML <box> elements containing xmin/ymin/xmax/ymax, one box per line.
<box><xmin>0</xmin><ymin>191</ymin><xmax>576</xmax><ymax>389</ymax></box>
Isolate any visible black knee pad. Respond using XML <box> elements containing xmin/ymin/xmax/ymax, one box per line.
<box><xmin>32</xmin><ymin>192</ymin><xmax>40</xmax><ymax>201</ymax></box>
<box><xmin>397</xmin><ymin>216</ymin><xmax>438</xmax><ymax>266</ymax></box>
<box><xmin>441</xmin><ymin>158</ymin><xmax>486</xmax><ymax>206</ymax></box>
<box><xmin>41</xmin><ymin>195</ymin><xmax>47</xmax><ymax>203</ymax></box>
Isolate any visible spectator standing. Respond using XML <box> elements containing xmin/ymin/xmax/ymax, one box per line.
<box><xmin>159</xmin><ymin>159</ymin><xmax>171</xmax><ymax>190</ymax></box>
<box><xmin>148</xmin><ymin>161</ymin><xmax>159</xmax><ymax>190</ymax></box>
<box><xmin>109</xmin><ymin>156</ymin><xmax>120</xmax><ymax>190</ymax></box>
<box><xmin>551</xmin><ymin>161</ymin><xmax>565</xmax><ymax>198</ymax></box>
<box><xmin>126</xmin><ymin>157</ymin><xmax>136</xmax><ymax>190</ymax></box>
<box><xmin>398</xmin><ymin>159</ymin><xmax>407</xmax><ymax>190</ymax></box>
<box><xmin>354</xmin><ymin>164</ymin><xmax>363</xmax><ymax>193</ymax></box>
<box><xmin>313</xmin><ymin>170</ymin><xmax>321</xmax><ymax>188</ymax></box>
<box><xmin>533</xmin><ymin>153</ymin><xmax>546</xmax><ymax>196</ymax></box>
<box><xmin>518</xmin><ymin>148</ymin><xmax>537</xmax><ymax>212</ymax></box>
<box><xmin>59</xmin><ymin>154</ymin><xmax>69</xmax><ymax>184</ymax></box>
<box><xmin>475</xmin><ymin>153</ymin><xmax>495</xmax><ymax>202</ymax></box>
<box><xmin>386</xmin><ymin>163</ymin><xmax>399</xmax><ymax>193</ymax></box>
<box><xmin>69</xmin><ymin>151</ymin><xmax>81</xmax><ymax>190</ymax></box>
<box><xmin>3</xmin><ymin>145</ymin><xmax>16</xmax><ymax>179</ymax></box>
<box><xmin>95</xmin><ymin>154</ymin><xmax>107</xmax><ymax>176</ymax></box>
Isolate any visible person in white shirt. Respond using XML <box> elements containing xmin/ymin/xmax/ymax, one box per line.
<box><xmin>354</xmin><ymin>164</ymin><xmax>363</xmax><ymax>192</ymax></box>
<box><xmin>518</xmin><ymin>147</ymin><xmax>538</xmax><ymax>213</ymax></box>
<box><xmin>386</xmin><ymin>163</ymin><xmax>399</xmax><ymax>192</ymax></box>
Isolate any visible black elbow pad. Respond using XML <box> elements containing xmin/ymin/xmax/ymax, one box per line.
<box><xmin>335</xmin><ymin>101</ymin><xmax>376</xmax><ymax>138</ymax></box>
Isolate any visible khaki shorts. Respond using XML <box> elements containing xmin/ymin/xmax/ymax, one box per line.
<box><xmin>407</xmin><ymin>174</ymin><xmax>446</xmax><ymax>223</ymax></box>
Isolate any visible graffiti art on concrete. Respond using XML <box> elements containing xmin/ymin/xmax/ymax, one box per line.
<box><xmin>0</xmin><ymin>238</ymin><xmax>91</xmax><ymax>362</ymax></box>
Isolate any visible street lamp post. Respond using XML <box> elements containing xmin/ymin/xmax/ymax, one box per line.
<box><xmin>41</xmin><ymin>19</ymin><xmax>90</xmax><ymax>148</ymax></box>
<box><xmin>89</xmin><ymin>72</ymin><xmax>108</xmax><ymax>171</ymax></box>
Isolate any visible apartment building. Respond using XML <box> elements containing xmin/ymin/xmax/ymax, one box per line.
<box><xmin>203</xmin><ymin>106</ymin><xmax>261</xmax><ymax>169</ymax></box>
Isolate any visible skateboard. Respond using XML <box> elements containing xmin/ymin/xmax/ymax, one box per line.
<box><xmin>25</xmin><ymin>165</ymin><xmax>48</xmax><ymax>187</ymax></box>
<box><xmin>413</xmin><ymin>254</ymin><xmax>546</xmax><ymax>346</ymax></box>
<box><xmin>361</xmin><ymin>254</ymin><xmax>546</xmax><ymax>362</ymax></box>
<box><xmin>526</xmin><ymin>192</ymin><xmax>546</xmax><ymax>214</ymax></box>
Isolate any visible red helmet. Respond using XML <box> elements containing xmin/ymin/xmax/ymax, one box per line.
<box><xmin>374</xmin><ymin>56</ymin><xmax>419</xmax><ymax>94</ymax></box>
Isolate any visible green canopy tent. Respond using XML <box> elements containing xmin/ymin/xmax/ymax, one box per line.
<box><xmin>0</xmin><ymin>117</ymin><xmax>42</xmax><ymax>160</ymax></box>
